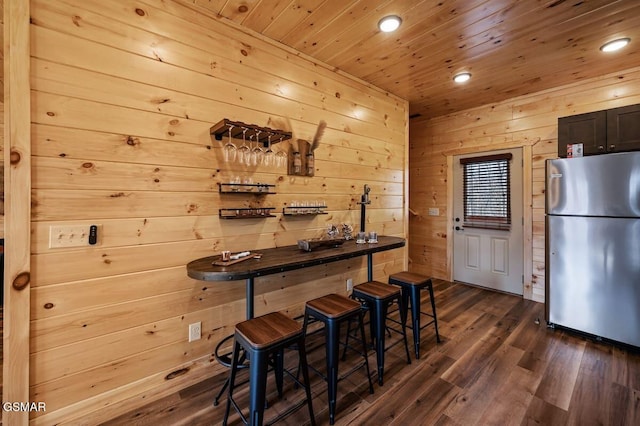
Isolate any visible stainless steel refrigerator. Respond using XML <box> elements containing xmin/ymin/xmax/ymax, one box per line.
<box><xmin>546</xmin><ymin>151</ymin><xmax>640</xmax><ymax>347</ymax></box>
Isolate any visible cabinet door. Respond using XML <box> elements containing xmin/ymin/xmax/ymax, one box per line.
<box><xmin>557</xmin><ymin>110</ymin><xmax>606</xmax><ymax>157</ymax></box>
<box><xmin>607</xmin><ymin>104</ymin><xmax>640</xmax><ymax>153</ymax></box>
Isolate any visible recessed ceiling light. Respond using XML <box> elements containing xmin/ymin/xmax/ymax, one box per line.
<box><xmin>453</xmin><ymin>72</ymin><xmax>472</xmax><ymax>83</ymax></box>
<box><xmin>600</xmin><ymin>38</ymin><xmax>630</xmax><ymax>52</ymax></box>
<box><xmin>378</xmin><ymin>15</ymin><xmax>402</xmax><ymax>33</ymax></box>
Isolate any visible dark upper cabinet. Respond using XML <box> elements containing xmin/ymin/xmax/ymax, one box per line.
<box><xmin>558</xmin><ymin>110</ymin><xmax>606</xmax><ymax>157</ymax></box>
<box><xmin>558</xmin><ymin>104</ymin><xmax>640</xmax><ymax>157</ymax></box>
<box><xmin>607</xmin><ymin>104</ymin><xmax>640</xmax><ymax>153</ymax></box>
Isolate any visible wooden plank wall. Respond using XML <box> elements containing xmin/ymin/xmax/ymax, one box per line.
<box><xmin>3</xmin><ymin>1</ymin><xmax>31</xmax><ymax>425</ymax></box>
<box><xmin>1</xmin><ymin>0</ymin><xmax>5</xmax><ymax>234</ymax></box>
<box><xmin>26</xmin><ymin>0</ymin><xmax>407</xmax><ymax>423</ymax></box>
<box><xmin>409</xmin><ymin>66</ymin><xmax>640</xmax><ymax>303</ymax></box>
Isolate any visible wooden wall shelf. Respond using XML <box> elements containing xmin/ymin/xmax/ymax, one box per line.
<box><xmin>282</xmin><ymin>206</ymin><xmax>328</xmax><ymax>216</ymax></box>
<box><xmin>211</xmin><ymin>118</ymin><xmax>292</xmax><ymax>147</ymax></box>
<box><xmin>219</xmin><ymin>208</ymin><xmax>276</xmax><ymax>219</ymax></box>
<box><xmin>218</xmin><ymin>183</ymin><xmax>276</xmax><ymax>194</ymax></box>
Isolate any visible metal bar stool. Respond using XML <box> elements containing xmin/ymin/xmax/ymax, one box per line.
<box><xmin>303</xmin><ymin>294</ymin><xmax>374</xmax><ymax>425</ymax></box>
<box><xmin>351</xmin><ymin>281</ymin><xmax>411</xmax><ymax>385</ymax></box>
<box><xmin>223</xmin><ymin>311</ymin><xmax>316</xmax><ymax>426</ymax></box>
<box><xmin>213</xmin><ymin>334</ymin><xmax>249</xmax><ymax>406</ymax></box>
<box><xmin>389</xmin><ymin>271</ymin><xmax>441</xmax><ymax>359</ymax></box>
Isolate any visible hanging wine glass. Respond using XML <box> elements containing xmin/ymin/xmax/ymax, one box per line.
<box><xmin>223</xmin><ymin>124</ymin><xmax>236</xmax><ymax>163</ymax></box>
<box><xmin>275</xmin><ymin>136</ymin><xmax>287</xmax><ymax>168</ymax></box>
<box><xmin>263</xmin><ymin>133</ymin><xmax>275</xmax><ymax>167</ymax></box>
<box><xmin>236</xmin><ymin>127</ymin><xmax>250</xmax><ymax>165</ymax></box>
<box><xmin>246</xmin><ymin>134</ymin><xmax>256</xmax><ymax>166</ymax></box>
<box><xmin>251</xmin><ymin>130</ymin><xmax>264</xmax><ymax>166</ymax></box>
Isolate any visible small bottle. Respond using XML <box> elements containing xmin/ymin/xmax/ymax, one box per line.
<box><xmin>306</xmin><ymin>153</ymin><xmax>314</xmax><ymax>176</ymax></box>
<box><xmin>293</xmin><ymin>152</ymin><xmax>302</xmax><ymax>174</ymax></box>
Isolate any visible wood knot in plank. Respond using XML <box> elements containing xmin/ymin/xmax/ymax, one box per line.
<box><xmin>82</xmin><ymin>162</ymin><xmax>94</xmax><ymax>169</ymax></box>
<box><xmin>10</xmin><ymin>150</ymin><xmax>22</xmax><ymax>165</ymax></box>
<box><xmin>44</xmin><ymin>303</ymin><xmax>55</xmax><ymax>309</ymax></box>
<box><xmin>126</xmin><ymin>136</ymin><xmax>139</xmax><ymax>146</ymax></box>
<box><xmin>238</xmin><ymin>5</ymin><xmax>248</xmax><ymax>13</ymax></box>
<box><xmin>13</xmin><ymin>271</ymin><xmax>30</xmax><ymax>291</ymax></box>
<box><xmin>135</xmin><ymin>8</ymin><xmax>146</xmax><ymax>16</ymax></box>
<box><xmin>165</xmin><ymin>367</ymin><xmax>189</xmax><ymax>380</ymax></box>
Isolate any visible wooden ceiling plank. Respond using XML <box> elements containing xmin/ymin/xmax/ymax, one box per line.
<box><xmin>278</xmin><ymin>0</ymin><xmax>354</xmax><ymax>47</ymax></box>
<box><xmin>261</xmin><ymin>0</ymin><xmax>327</xmax><ymax>41</ymax></box>
<box><xmin>240</xmin><ymin>0</ymin><xmax>293</xmax><ymax>33</ymax></box>
<box><xmin>288</xmin><ymin>0</ymin><xmax>394</xmax><ymax>57</ymax></box>
<box><xmin>220</xmin><ymin>0</ymin><xmax>262</xmax><ymax>24</ymax></box>
<box><xmin>192</xmin><ymin>0</ymin><xmax>228</xmax><ymax>16</ymax></box>
<box><xmin>312</xmin><ymin>0</ymin><xmax>431</xmax><ymax>63</ymax></box>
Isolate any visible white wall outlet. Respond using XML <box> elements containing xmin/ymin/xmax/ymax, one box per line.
<box><xmin>49</xmin><ymin>224</ymin><xmax>101</xmax><ymax>248</ymax></box>
<box><xmin>346</xmin><ymin>278</ymin><xmax>353</xmax><ymax>292</ymax></box>
<box><xmin>428</xmin><ymin>208</ymin><xmax>440</xmax><ymax>216</ymax></box>
<box><xmin>188</xmin><ymin>322</ymin><xmax>201</xmax><ymax>342</ymax></box>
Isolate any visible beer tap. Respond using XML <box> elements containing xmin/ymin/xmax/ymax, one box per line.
<box><xmin>358</xmin><ymin>184</ymin><xmax>371</xmax><ymax>232</ymax></box>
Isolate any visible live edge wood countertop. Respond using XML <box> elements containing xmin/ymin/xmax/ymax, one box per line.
<box><xmin>186</xmin><ymin>235</ymin><xmax>406</xmax><ymax>282</ymax></box>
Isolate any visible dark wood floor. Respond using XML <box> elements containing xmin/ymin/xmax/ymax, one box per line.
<box><xmin>104</xmin><ymin>280</ymin><xmax>640</xmax><ymax>425</ymax></box>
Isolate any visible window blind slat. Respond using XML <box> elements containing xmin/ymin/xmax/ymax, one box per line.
<box><xmin>462</xmin><ymin>156</ymin><xmax>511</xmax><ymax>229</ymax></box>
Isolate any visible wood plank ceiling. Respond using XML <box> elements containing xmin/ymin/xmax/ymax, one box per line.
<box><xmin>186</xmin><ymin>0</ymin><xmax>640</xmax><ymax>118</ymax></box>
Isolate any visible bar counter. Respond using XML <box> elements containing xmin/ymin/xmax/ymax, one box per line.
<box><xmin>186</xmin><ymin>235</ymin><xmax>406</xmax><ymax>319</ymax></box>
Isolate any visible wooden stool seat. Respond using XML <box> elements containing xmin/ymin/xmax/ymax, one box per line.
<box><xmin>352</xmin><ymin>281</ymin><xmax>411</xmax><ymax>386</ymax></box>
<box><xmin>389</xmin><ymin>272</ymin><xmax>441</xmax><ymax>359</ymax></box>
<box><xmin>352</xmin><ymin>280</ymin><xmax>400</xmax><ymax>299</ymax></box>
<box><xmin>388</xmin><ymin>271</ymin><xmax>431</xmax><ymax>287</ymax></box>
<box><xmin>304</xmin><ymin>294</ymin><xmax>373</xmax><ymax>425</ymax></box>
<box><xmin>236</xmin><ymin>312</ymin><xmax>302</xmax><ymax>349</ymax></box>
<box><xmin>224</xmin><ymin>312</ymin><xmax>316</xmax><ymax>426</ymax></box>
<box><xmin>306</xmin><ymin>293</ymin><xmax>362</xmax><ymax>319</ymax></box>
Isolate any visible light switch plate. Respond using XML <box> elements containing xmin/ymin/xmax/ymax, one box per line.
<box><xmin>428</xmin><ymin>208</ymin><xmax>440</xmax><ymax>216</ymax></box>
<box><xmin>49</xmin><ymin>225</ymin><xmax>101</xmax><ymax>248</ymax></box>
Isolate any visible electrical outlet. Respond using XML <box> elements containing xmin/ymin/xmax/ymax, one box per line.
<box><xmin>428</xmin><ymin>208</ymin><xmax>440</xmax><ymax>216</ymax></box>
<box><xmin>346</xmin><ymin>278</ymin><xmax>353</xmax><ymax>292</ymax></box>
<box><xmin>49</xmin><ymin>224</ymin><xmax>101</xmax><ymax>248</ymax></box>
<box><xmin>188</xmin><ymin>322</ymin><xmax>201</xmax><ymax>342</ymax></box>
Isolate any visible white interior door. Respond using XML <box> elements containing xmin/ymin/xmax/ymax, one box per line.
<box><xmin>452</xmin><ymin>148</ymin><xmax>523</xmax><ymax>295</ymax></box>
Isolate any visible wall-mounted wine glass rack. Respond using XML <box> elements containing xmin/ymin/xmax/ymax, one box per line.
<box><xmin>210</xmin><ymin>118</ymin><xmax>292</xmax><ymax>147</ymax></box>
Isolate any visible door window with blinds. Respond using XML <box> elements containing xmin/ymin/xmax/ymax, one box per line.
<box><xmin>460</xmin><ymin>153</ymin><xmax>512</xmax><ymax>230</ymax></box>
